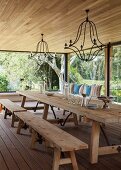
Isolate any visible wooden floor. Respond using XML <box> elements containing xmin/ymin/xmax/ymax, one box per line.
<box><xmin>0</xmin><ymin>107</ymin><xmax>121</xmax><ymax>170</ymax></box>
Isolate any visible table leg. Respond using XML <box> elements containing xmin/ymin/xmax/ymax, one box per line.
<box><xmin>89</xmin><ymin>120</ymin><xmax>100</xmax><ymax>164</ymax></box>
<box><xmin>42</xmin><ymin>104</ymin><xmax>49</xmax><ymax>119</ymax></box>
<box><xmin>21</xmin><ymin>96</ymin><xmax>26</xmax><ymax>107</ymax></box>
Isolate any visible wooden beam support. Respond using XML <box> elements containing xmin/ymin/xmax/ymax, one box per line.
<box><xmin>98</xmin><ymin>145</ymin><xmax>121</xmax><ymax>155</ymax></box>
<box><xmin>105</xmin><ymin>43</ymin><xmax>112</xmax><ymax>97</ymax></box>
<box><xmin>64</xmin><ymin>53</ymin><xmax>68</xmax><ymax>82</ymax></box>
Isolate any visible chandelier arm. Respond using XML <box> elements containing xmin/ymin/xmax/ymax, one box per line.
<box><xmin>43</xmin><ymin>40</ymin><xmax>54</xmax><ymax>59</ymax></box>
<box><xmin>45</xmin><ymin>41</ymin><xmax>49</xmax><ymax>52</ymax></box>
<box><xmin>32</xmin><ymin>55</ymin><xmax>44</xmax><ymax>65</ymax></box>
<box><xmin>70</xmin><ymin>45</ymin><xmax>83</xmax><ymax>57</ymax></box>
<box><xmin>38</xmin><ymin>55</ymin><xmax>43</xmax><ymax>61</ymax></box>
<box><xmin>91</xmin><ymin>48</ymin><xmax>101</xmax><ymax>61</ymax></box>
<box><xmin>31</xmin><ymin>52</ymin><xmax>36</xmax><ymax>58</ymax></box>
<box><xmin>66</xmin><ymin>46</ymin><xmax>82</xmax><ymax>59</ymax></box>
<box><xmin>88</xmin><ymin>45</ymin><xmax>95</xmax><ymax>60</ymax></box>
<box><xmin>90</xmin><ymin>21</ymin><xmax>104</xmax><ymax>46</ymax></box>
<box><xmin>36</xmin><ymin>41</ymin><xmax>41</xmax><ymax>52</ymax></box>
<box><xmin>93</xmin><ymin>48</ymin><xmax>102</xmax><ymax>56</ymax></box>
<box><xmin>71</xmin><ymin>21</ymin><xmax>86</xmax><ymax>45</ymax></box>
<box><xmin>82</xmin><ymin>21</ymin><xmax>88</xmax><ymax>48</ymax></box>
<box><xmin>81</xmin><ymin>49</ymin><xmax>86</xmax><ymax>61</ymax></box>
<box><xmin>48</xmin><ymin>53</ymin><xmax>54</xmax><ymax>59</ymax></box>
<box><xmin>89</xmin><ymin>21</ymin><xmax>95</xmax><ymax>44</ymax></box>
<box><xmin>89</xmin><ymin>21</ymin><xmax>106</xmax><ymax>50</ymax></box>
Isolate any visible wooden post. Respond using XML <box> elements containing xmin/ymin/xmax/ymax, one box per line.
<box><xmin>21</xmin><ymin>96</ymin><xmax>26</xmax><ymax>107</ymax></box>
<box><xmin>42</xmin><ymin>104</ymin><xmax>49</xmax><ymax>119</ymax></box>
<box><xmin>105</xmin><ymin>43</ymin><xmax>112</xmax><ymax>96</ymax></box>
<box><xmin>64</xmin><ymin>53</ymin><xmax>68</xmax><ymax>82</ymax></box>
<box><xmin>89</xmin><ymin>121</ymin><xmax>100</xmax><ymax>164</ymax></box>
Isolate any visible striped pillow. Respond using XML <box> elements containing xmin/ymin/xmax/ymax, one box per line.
<box><xmin>90</xmin><ymin>85</ymin><xmax>102</xmax><ymax>97</ymax></box>
<box><xmin>69</xmin><ymin>83</ymin><xmax>74</xmax><ymax>93</ymax></box>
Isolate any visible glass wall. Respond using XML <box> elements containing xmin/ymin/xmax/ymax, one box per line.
<box><xmin>68</xmin><ymin>50</ymin><xmax>105</xmax><ymax>95</ymax></box>
<box><xmin>110</xmin><ymin>46</ymin><xmax>121</xmax><ymax>103</ymax></box>
<box><xmin>0</xmin><ymin>52</ymin><xmax>61</xmax><ymax>92</ymax></box>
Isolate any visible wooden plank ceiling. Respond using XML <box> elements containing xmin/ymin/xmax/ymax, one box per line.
<box><xmin>0</xmin><ymin>0</ymin><xmax>121</xmax><ymax>53</ymax></box>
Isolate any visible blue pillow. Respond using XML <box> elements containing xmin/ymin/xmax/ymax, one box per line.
<box><xmin>85</xmin><ymin>85</ymin><xmax>91</xmax><ymax>96</ymax></box>
<box><xmin>73</xmin><ymin>84</ymin><xmax>81</xmax><ymax>94</ymax></box>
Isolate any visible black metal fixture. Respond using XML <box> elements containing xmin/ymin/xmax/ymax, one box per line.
<box><xmin>30</xmin><ymin>34</ymin><xmax>54</xmax><ymax>64</ymax></box>
<box><xmin>64</xmin><ymin>9</ymin><xmax>106</xmax><ymax>62</ymax></box>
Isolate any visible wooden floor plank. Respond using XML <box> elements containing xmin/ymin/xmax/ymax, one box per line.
<box><xmin>0</xmin><ymin>118</ymin><xmax>43</xmax><ymax>170</ymax></box>
<box><xmin>0</xmin><ymin>126</ymin><xmax>30</xmax><ymax>170</ymax></box>
<box><xmin>0</xmin><ymin>152</ymin><xmax>8</xmax><ymax>170</ymax></box>
<box><xmin>0</xmin><ymin>136</ymin><xmax>19</xmax><ymax>170</ymax></box>
<box><xmin>1</xmin><ymin>108</ymin><xmax>121</xmax><ymax>170</ymax></box>
<box><xmin>1</xmin><ymin>115</ymin><xmax>69</xmax><ymax>170</ymax></box>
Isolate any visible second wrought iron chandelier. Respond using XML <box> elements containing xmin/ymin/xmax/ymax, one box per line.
<box><xmin>64</xmin><ymin>9</ymin><xmax>105</xmax><ymax>62</ymax></box>
<box><xmin>30</xmin><ymin>34</ymin><xmax>54</xmax><ymax>65</ymax></box>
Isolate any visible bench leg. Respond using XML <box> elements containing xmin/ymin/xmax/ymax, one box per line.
<box><xmin>31</xmin><ymin>129</ymin><xmax>38</xmax><ymax>149</ymax></box>
<box><xmin>4</xmin><ymin>108</ymin><xmax>12</xmax><ymax>119</ymax></box>
<box><xmin>11</xmin><ymin>113</ymin><xmax>16</xmax><ymax>127</ymax></box>
<box><xmin>4</xmin><ymin>108</ymin><xmax>7</xmax><ymax>119</ymax></box>
<box><xmin>73</xmin><ymin>113</ymin><xmax>78</xmax><ymax>126</ymax></box>
<box><xmin>70</xmin><ymin>151</ymin><xmax>79</xmax><ymax>170</ymax></box>
<box><xmin>53</xmin><ymin>148</ymin><xmax>61</xmax><ymax>170</ymax></box>
<box><xmin>17</xmin><ymin>119</ymin><xmax>24</xmax><ymax>134</ymax></box>
<box><xmin>52</xmin><ymin>149</ymin><xmax>79</xmax><ymax>170</ymax></box>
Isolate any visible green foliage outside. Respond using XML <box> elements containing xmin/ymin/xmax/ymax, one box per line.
<box><xmin>69</xmin><ymin>47</ymin><xmax>121</xmax><ymax>103</ymax></box>
<box><xmin>0</xmin><ymin>74</ymin><xmax>9</xmax><ymax>92</ymax></box>
<box><xmin>0</xmin><ymin>52</ymin><xmax>60</xmax><ymax>91</ymax></box>
<box><xmin>69</xmin><ymin>52</ymin><xmax>105</xmax><ymax>95</ymax></box>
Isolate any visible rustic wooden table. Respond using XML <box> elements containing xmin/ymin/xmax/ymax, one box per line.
<box><xmin>17</xmin><ymin>91</ymin><xmax>121</xmax><ymax>164</ymax></box>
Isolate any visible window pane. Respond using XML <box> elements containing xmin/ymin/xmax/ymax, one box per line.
<box><xmin>68</xmin><ymin>50</ymin><xmax>105</xmax><ymax>95</ymax></box>
<box><xmin>0</xmin><ymin>52</ymin><xmax>61</xmax><ymax>92</ymax></box>
<box><xmin>110</xmin><ymin>46</ymin><xmax>121</xmax><ymax>103</ymax></box>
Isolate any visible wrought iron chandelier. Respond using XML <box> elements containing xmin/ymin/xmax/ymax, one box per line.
<box><xmin>30</xmin><ymin>34</ymin><xmax>54</xmax><ymax>65</ymax></box>
<box><xmin>64</xmin><ymin>9</ymin><xmax>105</xmax><ymax>62</ymax></box>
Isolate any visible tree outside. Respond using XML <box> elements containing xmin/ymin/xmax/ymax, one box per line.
<box><xmin>69</xmin><ymin>47</ymin><xmax>121</xmax><ymax>103</ymax></box>
<box><xmin>0</xmin><ymin>52</ymin><xmax>62</xmax><ymax>92</ymax></box>
<box><xmin>110</xmin><ymin>46</ymin><xmax>121</xmax><ymax>102</ymax></box>
<box><xmin>68</xmin><ymin>51</ymin><xmax>105</xmax><ymax>95</ymax></box>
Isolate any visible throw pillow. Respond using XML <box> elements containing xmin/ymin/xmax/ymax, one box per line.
<box><xmin>73</xmin><ymin>84</ymin><xmax>81</xmax><ymax>94</ymax></box>
<box><xmin>85</xmin><ymin>85</ymin><xmax>91</xmax><ymax>96</ymax></box>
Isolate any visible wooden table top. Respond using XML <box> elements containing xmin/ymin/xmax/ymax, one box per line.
<box><xmin>17</xmin><ymin>91</ymin><xmax>121</xmax><ymax>124</ymax></box>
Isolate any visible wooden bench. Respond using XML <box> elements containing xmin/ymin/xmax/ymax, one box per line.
<box><xmin>0</xmin><ymin>99</ymin><xmax>26</xmax><ymax>127</ymax></box>
<box><xmin>15</xmin><ymin>111</ymin><xmax>88</xmax><ymax>170</ymax></box>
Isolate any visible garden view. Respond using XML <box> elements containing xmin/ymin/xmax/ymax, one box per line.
<box><xmin>0</xmin><ymin>46</ymin><xmax>120</xmax><ymax>103</ymax></box>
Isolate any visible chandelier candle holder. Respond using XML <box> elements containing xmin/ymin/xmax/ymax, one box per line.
<box><xmin>64</xmin><ymin>9</ymin><xmax>106</xmax><ymax>62</ymax></box>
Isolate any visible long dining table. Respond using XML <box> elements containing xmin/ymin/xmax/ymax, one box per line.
<box><xmin>17</xmin><ymin>90</ymin><xmax>121</xmax><ymax>164</ymax></box>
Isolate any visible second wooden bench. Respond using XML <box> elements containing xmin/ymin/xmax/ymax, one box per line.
<box><xmin>15</xmin><ymin>111</ymin><xmax>88</xmax><ymax>170</ymax></box>
<box><xmin>0</xmin><ymin>99</ymin><xmax>26</xmax><ymax>127</ymax></box>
